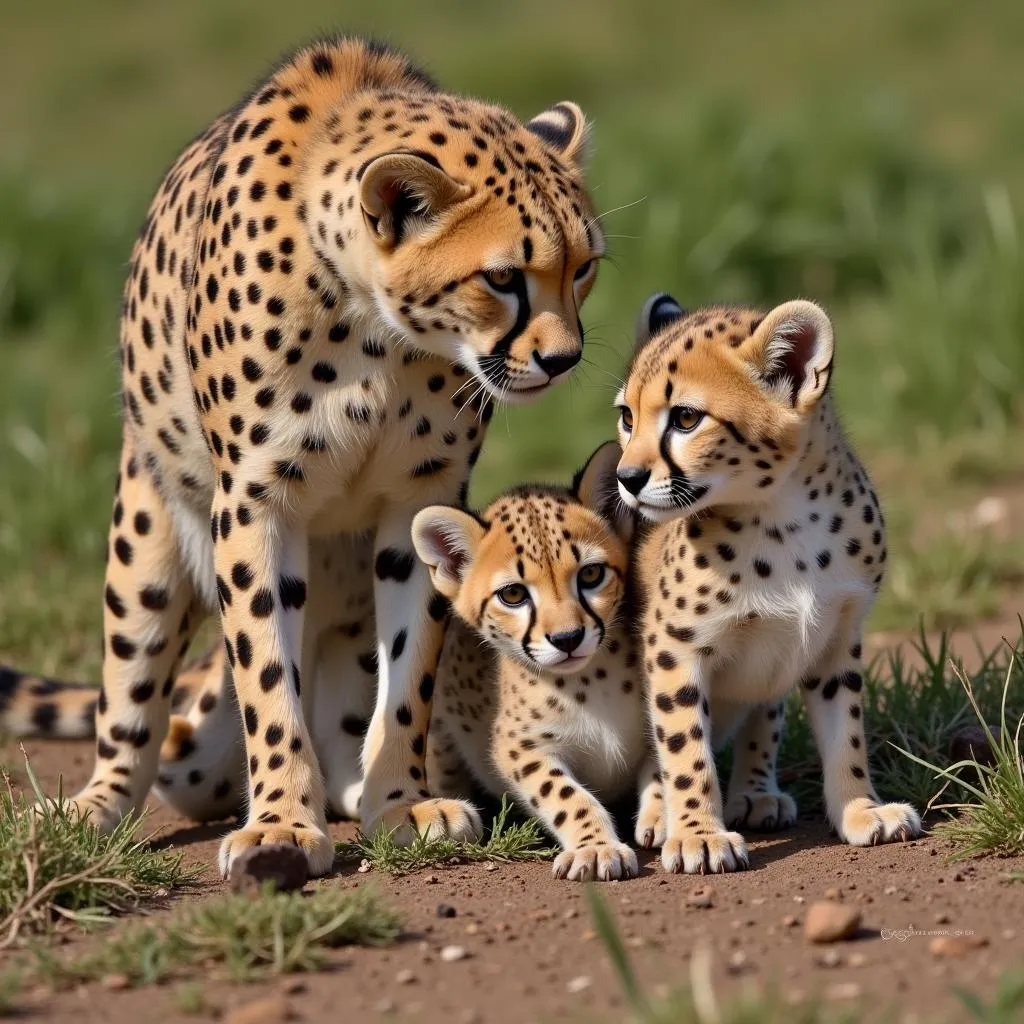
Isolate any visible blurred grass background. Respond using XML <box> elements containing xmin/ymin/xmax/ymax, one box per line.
<box><xmin>2</xmin><ymin>0</ymin><xmax>1024</xmax><ymax>676</ymax></box>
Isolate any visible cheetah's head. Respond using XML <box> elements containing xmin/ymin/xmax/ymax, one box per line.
<box><xmin>614</xmin><ymin>293</ymin><xmax>835</xmax><ymax>521</ymax></box>
<box><xmin>315</xmin><ymin>98</ymin><xmax>602</xmax><ymax>402</ymax></box>
<box><xmin>412</xmin><ymin>443</ymin><xmax>629</xmax><ymax>675</ymax></box>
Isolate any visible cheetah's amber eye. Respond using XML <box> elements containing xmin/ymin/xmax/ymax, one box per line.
<box><xmin>577</xmin><ymin>563</ymin><xmax>606</xmax><ymax>589</ymax></box>
<box><xmin>618</xmin><ymin>406</ymin><xmax>633</xmax><ymax>433</ymax></box>
<box><xmin>496</xmin><ymin>583</ymin><xmax>529</xmax><ymax>607</ymax></box>
<box><xmin>573</xmin><ymin>259</ymin><xmax>594</xmax><ymax>282</ymax></box>
<box><xmin>482</xmin><ymin>267</ymin><xmax>519</xmax><ymax>292</ymax></box>
<box><xmin>669</xmin><ymin>406</ymin><xmax>704</xmax><ymax>432</ymax></box>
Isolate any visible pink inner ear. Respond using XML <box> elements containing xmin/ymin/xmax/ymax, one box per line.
<box><xmin>772</xmin><ymin>321</ymin><xmax>819</xmax><ymax>406</ymax></box>
<box><xmin>431</xmin><ymin>525</ymin><xmax>468</xmax><ymax>578</ymax></box>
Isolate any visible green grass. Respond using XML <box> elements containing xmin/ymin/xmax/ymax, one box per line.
<box><xmin>897</xmin><ymin>645</ymin><xmax>1024</xmax><ymax>859</ymax></box>
<box><xmin>337</xmin><ymin>795</ymin><xmax>556</xmax><ymax>874</ymax></box>
<box><xmin>0</xmin><ymin>758</ymin><xmax>197</xmax><ymax>947</ymax></box>
<box><xmin>25</xmin><ymin>883</ymin><xmax>399</xmax><ymax>990</ymax></box>
<box><xmin>2</xmin><ymin>2</ymin><xmax>1024</xmax><ymax>675</ymax></box>
<box><xmin>586</xmin><ymin>887</ymin><xmax>1024</xmax><ymax>1024</ymax></box>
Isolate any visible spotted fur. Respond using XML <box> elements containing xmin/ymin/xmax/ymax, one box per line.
<box><xmin>16</xmin><ymin>36</ymin><xmax>603</xmax><ymax>877</ymax></box>
<box><xmin>615</xmin><ymin>293</ymin><xmax>921</xmax><ymax>874</ymax></box>
<box><xmin>412</xmin><ymin>444</ymin><xmax>651</xmax><ymax>881</ymax></box>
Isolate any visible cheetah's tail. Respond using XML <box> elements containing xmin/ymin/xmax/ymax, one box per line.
<box><xmin>0</xmin><ymin>665</ymin><xmax>98</xmax><ymax>739</ymax></box>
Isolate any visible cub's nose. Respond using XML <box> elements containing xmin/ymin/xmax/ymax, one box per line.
<box><xmin>616</xmin><ymin>466</ymin><xmax>651</xmax><ymax>497</ymax></box>
<box><xmin>548</xmin><ymin>626</ymin><xmax>585</xmax><ymax>655</ymax></box>
<box><xmin>534</xmin><ymin>349</ymin><xmax>581</xmax><ymax>380</ymax></box>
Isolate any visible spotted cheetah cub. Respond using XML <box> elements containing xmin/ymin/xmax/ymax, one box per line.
<box><xmin>616</xmin><ymin>293</ymin><xmax>922</xmax><ymax>875</ymax></box>
<box><xmin>412</xmin><ymin>444</ymin><xmax>650</xmax><ymax>881</ymax></box>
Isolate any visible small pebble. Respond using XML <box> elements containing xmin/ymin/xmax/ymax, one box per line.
<box><xmin>100</xmin><ymin>974</ymin><xmax>130</xmax><ymax>991</ymax></box>
<box><xmin>804</xmin><ymin>902</ymin><xmax>862</xmax><ymax>944</ymax></box>
<box><xmin>441</xmin><ymin>945</ymin><xmax>469</xmax><ymax>963</ymax></box>
<box><xmin>225</xmin><ymin>995</ymin><xmax>292</xmax><ymax>1024</ymax></box>
<box><xmin>930</xmin><ymin>936</ymin><xmax>989</xmax><ymax>957</ymax></box>
<box><xmin>827</xmin><ymin>982</ymin><xmax>863</xmax><ymax>1001</ymax></box>
<box><xmin>817</xmin><ymin>950</ymin><xmax>843</xmax><ymax>969</ymax></box>
<box><xmin>687</xmin><ymin>886</ymin><xmax>714</xmax><ymax>909</ymax></box>
<box><xmin>396</xmin><ymin>969</ymin><xmax>417</xmax><ymax>985</ymax></box>
<box><xmin>357</xmin><ymin>859</ymin><xmax>372</xmax><ymax>874</ymax></box>
<box><xmin>567</xmin><ymin>975</ymin><xmax>592</xmax><ymax>994</ymax></box>
<box><xmin>437</xmin><ymin>903</ymin><xmax>457</xmax><ymax>918</ymax></box>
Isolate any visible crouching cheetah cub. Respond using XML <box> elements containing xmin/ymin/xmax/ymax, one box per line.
<box><xmin>616</xmin><ymin>293</ymin><xmax>922</xmax><ymax>875</ymax></box>
<box><xmin>412</xmin><ymin>444</ymin><xmax>651</xmax><ymax>881</ymax></box>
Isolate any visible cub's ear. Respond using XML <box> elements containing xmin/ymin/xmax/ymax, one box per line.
<box><xmin>411</xmin><ymin>506</ymin><xmax>487</xmax><ymax>600</ymax></box>
<box><xmin>634</xmin><ymin>292</ymin><xmax>686</xmax><ymax>352</ymax></box>
<box><xmin>744</xmin><ymin>300</ymin><xmax>834</xmax><ymax>412</ymax></box>
<box><xmin>526</xmin><ymin>102</ymin><xmax>591</xmax><ymax>165</ymax></box>
<box><xmin>359</xmin><ymin>151</ymin><xmax>473</xmax><ymax>248</ymax></box>
<box><xmin>572</xmin><ymin>440</ymin><xmax>634</xmax><ymax>542</ymax></box>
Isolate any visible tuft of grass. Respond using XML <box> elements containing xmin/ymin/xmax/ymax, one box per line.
<box><xmin>173</xmin><ymin>982</ymin><xmax>210</xmax><ymax>1016</ymax></box>
<box><xmin>773</xmin><ymin>629</ymin><xmax>1023</xmax><ymax>816</ymax></box>
<box><xmin>337</xmin><ymin>795</ymin><xmax>556</xmax><ymax>874</ymax></box>
<box><xmin>955</xmin><ymin>974</ymin><xmax>1024</xmax><ymax>1024</ymax></box>
<box><xmin>895</xmin><ymin>642</ymin><xmax>1024</xmax><ymax>860</ymax></box>
<box><xmin>28</xmin><ymin>882</ymin><xmax>399</xmax><ymax>989</ymax></box>
<box><xmin>0</xmin><ymin>756</ymin><xmax>197</xmax><ymax>947</ymax></box>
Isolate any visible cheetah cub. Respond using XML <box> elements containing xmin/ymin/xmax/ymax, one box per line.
<box><xmin>616</xmin><ymin>293</ymin><xmax>922</xmax><ymax>875</ymax></box>
<box><xmin>412</xmin><ymin>444</ymin><xmax>651</xmax><ymax>882</ymax></box>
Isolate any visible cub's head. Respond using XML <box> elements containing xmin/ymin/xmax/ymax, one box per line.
<box><xmin>412</xmin><ymin>443</ymin><xmax>628</xmax><ymax>675</ymax></box>
<box><xmin>615</xmin><ymin>293</ymin><xmax>835</xmax><ymax>521</ymax></box>
<box><xmin>318</xmin><ymin>86</ymin><xmax>602</xmax><ymax>401</ymax></box>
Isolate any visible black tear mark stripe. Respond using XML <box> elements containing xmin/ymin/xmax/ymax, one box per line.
<box><xmin>490</xmin><ymin>265</ymin><xmax>531</xmax><ymax>357</ymax></box>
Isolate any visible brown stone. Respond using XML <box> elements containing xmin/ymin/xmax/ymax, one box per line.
<box><xmin>224</xmin><ymin>995</ymin><xmax>292</xmax><ymax>1024</ymax></box>
<box><xmin>929</xmin><ymin>935</ymin><xmax>989</xmax><ymax>957</ymax></box>
<box><xmin>804</xmin><ymin>901</ymin><xmax>862</xmax><ymax>943</ymax></box>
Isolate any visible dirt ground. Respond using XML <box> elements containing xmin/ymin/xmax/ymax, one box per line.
<box><xmin>9</xmin><ymin>716</ymin><xmax>1024</xmax><ymax>1024</ymax></box>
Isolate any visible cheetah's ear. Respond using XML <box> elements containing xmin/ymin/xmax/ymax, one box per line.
<box><xmin>572</xmin><ymin>441</ymin><xmax>634</xmax><ymax>542</ymax></box>
<box><xmin>526</xmin><ymin>102</ymin><xmax>591</xmax><ymax>165</ymax></box>
<box><xmin>359</xmin><ymin>151</ymin><xmax>473</xmax><ymax>249</ymax></box>
<box><xmin>744</xmin><ymin>300</ymin><xmax>834</xmax><ymax>413</ymax></box>
<box><xmin>634</xmin><ymin>292</ymin><xmax>686</xmax><ymax>352</ymax></box>
<box><xmin>412</xmin><ymin>506</ymin><xmax>487</xmax><ymax>600</ymax></box>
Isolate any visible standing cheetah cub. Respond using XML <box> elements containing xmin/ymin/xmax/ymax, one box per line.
<box><xmin>616</xmin><ymin>293</ymin><xmax>922</xmax><ymax>875</ymax></box>
<box><xmin>412</xmin><ymin>444</ymin><xmax>651</xmax><ymax>881</ymax></box>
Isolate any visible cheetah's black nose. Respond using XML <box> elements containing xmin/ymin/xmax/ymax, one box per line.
<box><xmin>617</xmin><ymin>466</ymin><xmax>651</xmax><ymax>497</ymax></box>
<box><xmin>534</xmin><ymin>349</ymin><xmax>581</xmax><ymax>380</ymax></box>
<box><xmin>548</xmin><ymin>627</ymin><xmax>585</xmax><ymax>655</ymax></box>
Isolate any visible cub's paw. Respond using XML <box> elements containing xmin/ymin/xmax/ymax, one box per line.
<box><xmin>218</xmin><ymin>817</ymin><xmax>334</xmax><ymax>879</ymax></box>
<box><xmin>661</xmin><ymin>829</ymin><xmax>748</xmax><ymax>874</ymax></box>
<box><xmin>634</xmin><ymin>797</ymin><xmax>666</xmax><ymax>849</ymax></box>
<box><xmin>725</xmin><ymin>790</ymin><xmax>798</xmax><ymax>832</ymax></box>
<box><xmin>553</xmin><ymin>843</ymin><xmax>639</xmax><ymax>882</ymax></box>
<box><xmin>839</xmin><ymin>797</ymin><xmax>922</xmax><ymax>846</ymax></box>
<box><xmin>366</xmin><ymin>798</ymin><xmax>483</xmax><ymax>846</ymax></box>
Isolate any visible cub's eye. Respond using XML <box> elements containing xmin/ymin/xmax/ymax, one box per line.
<box><xmin>573</xmin><ymin>259</ymin><xmax>594</xmax><ymax>282</ymax></box>
<box><xmin>577</xmin><ymin>563</ymin><xmax>606</xmax><ymax>589</ymax></box>
<box><xmin>496</xmin><ymin>583</ymin><xmax>529</xmax><ymax>607</ymax></box>
<box><xmin>669</xmin><ymin>406</ymin><xmax>704</xmax><ymax>432</ymax></box>
<box><xmin>482</xmin><ymin>267</ymin><xmax>520</xmax><ymax>292</ymax></box>
<box><xmin>618</xmin><ymin>406</ymin><xmax>634</xmax><ymax>433</ymax></box>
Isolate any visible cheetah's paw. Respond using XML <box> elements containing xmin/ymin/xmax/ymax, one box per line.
<box><xmin>725</xmin><ymin>790</ymin><xmax>798</xmax><ymax>832</ymax></box>
<box><xmin>36</xmin><ymin>790</ymin><xmax>127</xmax><ymax>834</ymax></box>
<box><xmin>553</xmin><ymin>842</ymin><xmax>639</xmax><ymax>882</ymax></box>
<box><xmin>218</xmin><ymin>819</ymin><xmax>334</xmax><ymax>878</ymax></box>
<box><xmin>661</xmin><ymin>829</ymin><xmax>749</xmax><ymax>874</ymax></box>
<box><xmin>634</xmin><ymin>800</ymin><xmax>666</xmax><ymax>849</ymax></box>
<box><xmin>366</xmin><ymin>797</ymin><xmax>483</xmax><ymax>846</ymax></box>
<box><xmin>839</xmin><ymin>797</ymin><xmax>922</xmax><ymax>846</ymax></box>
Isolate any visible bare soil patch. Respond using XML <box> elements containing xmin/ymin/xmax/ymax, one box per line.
<box><xmin>7</xmin><ymin>738</ymin><xmax>1023</xmax><ymax>1023</ymax></box>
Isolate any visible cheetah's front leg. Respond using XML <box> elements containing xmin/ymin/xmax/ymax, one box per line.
<box><xmin>213</xmin><ymin>507</ymin><xmax>332</xmax><ymax>877</ymax></box>
<box><xmin>647</xmin><ymin>647</ymin><xmax>747</xmax><ymax>874</ymax></box>
<box><xmin>494</xmin><ymin>745</ymin><xmax>637</xmax><ymax>882</ymax></box>
<box><xmin>359</xmin><ymin>511</ymin><xmax>482</xmax><ymax>844</ymax></box>
<box><xmin>803</xmin><ymin>633</ymin><xmax>921</xmax><ymax>845</ymax></box>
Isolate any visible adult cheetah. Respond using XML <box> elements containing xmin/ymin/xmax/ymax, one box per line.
<box><xmin>15</xmin><ymin>36</ymin><xmax>604</xmax><ymax>877</ymax></box>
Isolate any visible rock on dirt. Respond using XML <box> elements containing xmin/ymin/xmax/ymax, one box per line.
<box><xmin>804</xmin><ymin>901</ymin><xmax>862</xmax><ymax>943</ymax></box>
<box><xmin>686</xmin><ymin>885</ymin><xmax>714</xmax><ymax>909</ymax></box>
<box><xmin>229</xmin><ymin>844</ymin><xmax>309</xmax><ymax>894</ymax></box>
<box><xmin>930</xmin><ymin>935</ymin><xmax>990</xmax><ymax>957</ymax></box>
<box><xmin>225</xmin><ymin>994</ymin><xmax>292</xmax><ymax>1024</ymax></box>
<box><xmin>440</xmin><ymin>945</ymin><xmax>469</xmax><ymax>962</ymax></box>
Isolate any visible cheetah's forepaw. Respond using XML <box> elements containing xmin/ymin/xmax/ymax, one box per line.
<box><xmin>38</xmin><ymin>790</ymin><xmax>127</xmax><ymax>835</ymax></box>
<box><xmin>553</xmin><ymin>842</ymin><xmax>638</xmax><ymax>882</ymax></box>
<box><xmin>218</xmin><ymin>820</ymin><xmax>334</xmax><ymax>879</ymax></box>
<box><xmin>661</xmin><ymin>829</ymin><xmax>748</xmax><ymax>874</ymax></box>
<box><xmin>634</xmin><ymin>799</ymin><xmax>666</xmax><ymax>849</ymax></box>
<box><xmin>366</xmin><ymin>797</ymin><xmax>483</xmax><ymax>846</ymax></box>
<box><xmin>839</xmin><ymin>797</ymin><xmax>922</xmax><ymax>846</ymax></box>
<box><xmin>725</xmin><ymin>790</ymin><xmax>798</xmax><ymax>832</ymax></box>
